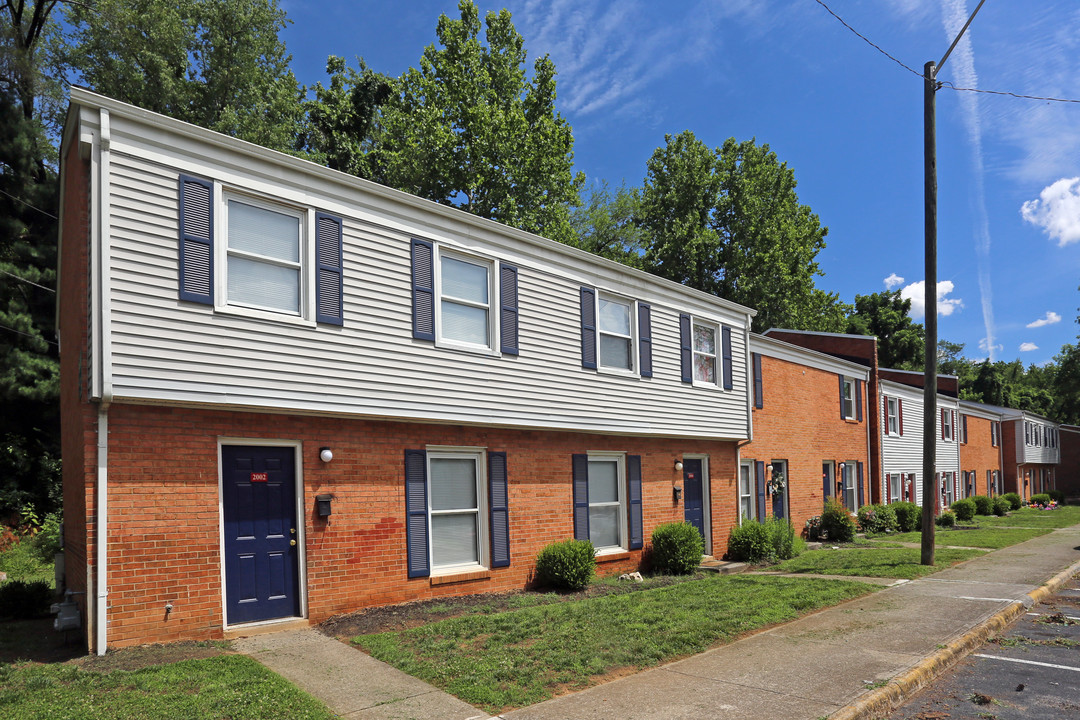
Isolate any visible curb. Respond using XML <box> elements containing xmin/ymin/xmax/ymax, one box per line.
<box><xmin>829</xmin><ymin>559</ymin><xmax>1080</xmax><ymax>720</ymax></box>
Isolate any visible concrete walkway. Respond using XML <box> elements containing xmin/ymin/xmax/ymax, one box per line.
<box><xmin>236</xmin><ymin>525</ymin><xmax>1080</xmax><ymax>720</ymax></box>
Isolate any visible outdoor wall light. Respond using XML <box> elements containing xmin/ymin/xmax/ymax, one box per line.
<box><xmin>319</xmin><ymin>447</ymin><xmax>333</xmax><ymax>463</ymax></box>
<box><xmin>674</xmin><ymin>460</ymin><xmax>684</xmax><ymax>471</ymax></box>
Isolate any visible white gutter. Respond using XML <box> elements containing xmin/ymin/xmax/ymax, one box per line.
<box><xmin>94</xmin><ymin>107</ymin><xmax>114</xmax><ymax>656</ymax></box>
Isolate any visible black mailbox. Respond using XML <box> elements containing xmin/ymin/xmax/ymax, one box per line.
<box><xmin>316</xmin><ymin>494</ymin><xmax>333</xmax><ymax>518</ymax></box>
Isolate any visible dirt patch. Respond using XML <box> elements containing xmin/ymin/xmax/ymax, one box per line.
<box><xmin>72</xmin><ymin>641</ymin><xmax>233</xmax><ymax>672</ymax></box>
<box><xmin>319</xmin><ymin>573</ymin><xmax>704</xmax><ymax>639</ymax></box>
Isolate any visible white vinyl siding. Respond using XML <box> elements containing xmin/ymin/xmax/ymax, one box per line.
<box><xmin>101</xmin><ymin>148</ymin><xmax>752</xmax><ymax>440</ymax></box>
<box><xmin>880</xmin><ymin>381</ymin><xmax>959</xmax><ymax>506</ymax></box>
<box><xmin>1012</xmin><ymin>418</ymin><xmax>1061</xmax><ymax>465</ymax></box>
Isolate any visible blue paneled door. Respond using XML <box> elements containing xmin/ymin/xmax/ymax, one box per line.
<box><xmin>222</xmin><ymin>445</ymin><xmax>300</xmax><ymax>625</ymax></box>
<box><xmin>683</xmin><ymin>459</ymin><xmax>706</xmax><ymax>543</ymax></box>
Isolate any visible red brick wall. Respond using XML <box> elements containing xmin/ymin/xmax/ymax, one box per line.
<box><xmin>1002</xmin><ymin>420</ymin><xmax>1021</xmax><ymax>496</ymax></box>
<box><xmin>84</xmin><ymin>403</ymin><xmax>738</xmax><ymax>648</ymax></box>
<box><xmin>746</xmin><ymin>353</ymin><xmax>869</xmax><ymax>533</ymax></box>
<box><xmin>958</xmin><ymin>415</ymin><xmax>1002</xmax><ymax>497</ymax></box>
<box><xmin>1060</xmin><ymin>428</ymin><xmax>1080</xmax><ymax>500</ymax></box>
<box><xmin>58</xmin><ymin>140</ymin><xmax>95</xmax><ymax>644</ymax></box>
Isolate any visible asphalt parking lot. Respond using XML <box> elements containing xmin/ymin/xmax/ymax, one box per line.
<box><xmin>887</xmin><ymin>575</ymin><xmax>1080</xmax><ymax>720</ymax></box>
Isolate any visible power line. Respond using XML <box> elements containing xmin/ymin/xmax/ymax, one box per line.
<box><xmin>1</xmin><ymin>268</ymin><xmax>55</xmax><ymax>293</ymax></box>
<box><xmin>0</xmin><ymin>322</ymin><xmax>57</xmax><ymax>346</ymax></box>
<box><xmin>812</xmin><ymin>0</ymin><xmax>1080</xmax><ymax>104</ymax></box>
<box><xmin>0</xmin><ymin>186</ymin><xmax>58</xmax><ymax>219</ymax></box>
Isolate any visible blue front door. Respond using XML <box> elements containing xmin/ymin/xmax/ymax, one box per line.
<box><xmin>683</xmin><ymin>459</ymin><xmax>706</xmax><ymax>543</ymax></box>
<box><xmin>222</xmin><ymin>445</ymin><xmax>300</xmax><ymax>625</ymax></box>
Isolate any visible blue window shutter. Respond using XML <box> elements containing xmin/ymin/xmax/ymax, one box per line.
<box><xmin>580</xmin><ymin>288</ymin><xmax>597</xmax><ymax>369</ymax></box>
<box><xmin>638</xmin><ymin>304</ymin><xmax>653</xmax><ymax>378</ymax></box>
<box><xmin>855</xmin><ymin>379</ymin><xmax>863</xmax><ymax>422</ymax></box>
<box><xmin>404</xmin><ymin>449</ymin><xmax>429</xmax><ymax>578</ymax></box>
<box><xmin>722</xmin><ymin>325</ymin><xmax>733</xmax><ymax>390</ymax></box>
<box><xmin>488</xmin><ymin>452</ymin><xmax>510</xmax><ymax>568</ymax></box>
<box><xmin>752</xmin><ymin>352</ymin><xmax>763</xmax><ymax>409</ymax></box>
<box><xmin>679</xmin><ymin>314</ymin><xmax>692</xmax><ymax>383</ymax></box>
<box><xmin>178</xmin><ymin>175</ymin><xmax>213</xmax><ymax>305</ymax></box>
<box><xmin>755</xmin><ymin>461</ymin><xmax>766</xmax><ymax>519</ymax></box>
<box><xmin>572</xmin><ymin>454</ymin><xmax>589</xmax><ymax>540</ymax></box>
<box><xmin>499</xmin><ymin>264</ymin><xmax>519</xmax><ymax>355</ymax></box>
<box><xmin>899</xmin><ymin>399</ymin><xmax>904</xmax><ymax>436</ymax></box>
<box><xmin>411</xmin><ymin>239</ymin><xmax>435</xmax><ymax>341</ymax></box>
<box><xmin>857</xmin><ymin>461</ymin><xmax>865</xmax><ymax>507</ymax></box>
<box><xmin>314</xmin><ymin>213</ymin><xmax>344</xmax><ymax>325</ymax></box>
<box><xmin>962</xmin><ymin>414</ymin><xmax>968</xmax><ymax>443</ymax></box>
<box><xmin>838</xmin><ymin>375</ymin><xmax>845</xmax><ymax>419</ymax></box>
<box><xmin>627</xmin><ymin>455</ymin><xmax>643</xmax><ymax>550</ymax></box>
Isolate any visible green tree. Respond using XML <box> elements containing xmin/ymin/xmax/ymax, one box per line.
<box><xmin>638</xmin><ymin>131</ymin><xmax>839</xmax><ymax>331</ymax></box>
<box><xmin>372</xmin><ymin>0</ymin><xmax>583</xmax><ymax>244</ymax></box>
<box><xmin>568</xmin><ymin>180</ymin><xmax>646</xmax><ymax>268</ymax></box>
<box><xmin>61</xmin><ymin>0</ymin><xmax>305</xmax><ymax>154</ymax></box>
<box><xmin>844</xmin><ymin>291</ymin><xmax>924</xmax><ymax>370</ymax></box>
<box><xmin>1052</xmin><ymin>343</ymin><xmax>1080</xmax><ymax>425</ymax></box>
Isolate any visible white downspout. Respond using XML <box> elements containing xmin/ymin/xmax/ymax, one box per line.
<box><xmin>95</xmin><ymin>108</ymin><xmax>114</xmax><ymax>656</ymax></box>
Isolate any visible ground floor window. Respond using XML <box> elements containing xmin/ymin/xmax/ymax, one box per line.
<box><xmin>428</xmin><ymin>449</ymin><xmax>487</xmax><ymax>571</ymax></box>
<box><xmin>822</xmin><ymin>460</ymin><xmax>835</xmax><ymax>505</ymax></box>
<box><xmin>738</xmin><ymin>461</ymin><xmax>756</xmax><ymax>522</ymax></box>
<box><xmin>587</xmin><ymin>455</ymin><xmax>625</xmax><ymax>550</ymax></box>
<box><xmin>888</xmin><ymin>473</ymin><xmax>901</xmax><ymax>503</ymax></box>
<box><xmin>842</xmin><ymin>462</ymin><xmax>856</xmax><ymax>510</ymax></box>
<box><xmin>941</xmin><ymin>472</ymin><xmax>954</xmax><ymax>508</ymax></box>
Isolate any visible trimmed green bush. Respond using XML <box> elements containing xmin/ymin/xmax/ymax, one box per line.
<box><xmin>935</xmin><ymin>510</ymin><xmax>956</xmax><ymax>528</ymax></box>
<box><xmin>1048</xmin><ymin>489</ymin><xmax>1065</xmax><ymax>504</ymax></box>
<box><xmin>993</xmin><ymin>497</ymin><xmax>1010</xmax><ymax>516</ymax></box>
<box><xmin>650</xmin><ymin>521</ymin><xmax>705</xmax><ymax>575</ymax></box>
<box><xmin>950</xmin><ymin>498</ymin><xmax>976</xmax><ymax>522</ymax></box>
<box><xmin>1030</xmin><ymin>493</ymin><xmax>1052</xmax><ymax>507</ymax></box>
<box><xmin>857</xmin><ymin>504</ymin><xmax>898</xmax><ymax>534</ymax></box>
<box><xmin>0</xmin><ymin>579</ymin><xmax>53</xmax><ymax>619</ymax></box>
<box><xmin>764</xmin><ymin>517</ymin><xmax>801</xmax><ymax>561</ymax></box>
<box><xmin>971</xmin><ymin>495</ymin><xmax>992</xmax><ymax>516</ymax></box>
<box><xmin>1003</xmin><ymin>492</ymin><xmax>1022</xmax><ymax>510</ymax></box>
<box><xmin>820</xmin><ymin>498</ymin><xmax>856</xmax><ymax>542</ymax></box>
<box><xmin>535</xmin><ymin>539</ymin><xmax>595</xmax><ymax>591</ymax></box>
<box><xmin>891</xmin><ymin>501</ymin><xmax>922</xmax><ymax>532</ymax></box>
<box><xmin>727</xmin><ymin>521</ymin><xmax>771</xmax><ymax>563</ymax></box>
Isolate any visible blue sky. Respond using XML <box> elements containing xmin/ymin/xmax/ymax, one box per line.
<box><xmin>279</xmin><ymin>0</ymin><xmax>1080</xmax><ymax>366</ymax></box>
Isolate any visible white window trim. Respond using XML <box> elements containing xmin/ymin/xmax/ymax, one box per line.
<box><xmin>433</xmin><ymin>247</ymin><xmax>500</xmax><ymax>357</ymax></box>
<box><xmin>595</xmin><ymin>292</ymin><xmax>638</xmax><ymax>377</ymax></box>
<box><xmin>842</xmin><ymin>462</ymin><xmax>857</xmax><ymax>510</ymax></box>
<box><xmin>215</xmin><ymin>187</ymin><xmax>314</xmax><ymax>326</ymax></box>
<box><xmin>886</xmin><ymin>397</ymin><xmax>899</xmax><ymax>436</ymax></box>
<box><xmin>690</xmin><ymin>317</ymin><xmax>722</xmax><ymax>389</ymax></box>
<box><xmin>738</xmin><ymin>460</ymin><xmax>756</xmax><ymax>525</ymax></box>
<box><xmin>888</xmin><ymin>473</ymin><xmax>902</xmax><ymax>503</ymax></box>
<box><xmin>842</xmin><ymin>379</ymin><xmax>855</xmax><ymax>420</ymax></box>
<box><xmin>586</xmin><ymin>451</ymin><xmax>628</xmax><ymax>553</ymax></box>
<box><xmin>426</xmin><ymin>446</ymin><xmax>489</xmax><ymax>575</ymax></box>
<box><xmin>943</xmin><ymin>410</ymin><xmax>954</xmax><ymax>442</ymax></box>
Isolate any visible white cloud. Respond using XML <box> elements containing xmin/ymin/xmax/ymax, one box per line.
<box><xmin>1021</xmin><ymin>178</ymin><xmax>1080</xmax><ymax>247</ymax></box>
<box><xmin>884</xmin><ymin>273</ymin><xmax>904</xmax><ymax>290</ymax></box>
<box><xmin>1019</xmin><ymin>342</ymin><xmax>1039</xmax><ymax>352</ymax></box>
<box><xmin>900</xmin><ymin>280</ymin><xmax>964</xmax><ymax>319</ymax></box>
<box><xmin>978</xmin><ymin>337</ymin><xmax>1003</xmax><ymax>356</ymax></box>
<box><xmin>1027</xmin><ymin>311</ymin><xmax>1062</xmax><ymax>329</ymax></box>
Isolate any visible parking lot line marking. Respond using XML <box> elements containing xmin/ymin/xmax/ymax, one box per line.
<box><xmin>973</xmin><ymin>654</ymin><xmax>1080</xmax><ymax>672</ymax></box>
<box><xmin>955</xmin><ymin>596</ymin><xmax>1016</xmax><ymax>602</ymax></box>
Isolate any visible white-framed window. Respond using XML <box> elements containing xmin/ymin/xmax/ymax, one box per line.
<box><xmin>941</xmin><ymin>472</ymin><xmax>954</xmax><ymax>507</ymax></box>
<box><xmin>842</xmin><ymin>379</ymin><xmax>855</xmax><ymax>419</ymax></box>
<box><xmin>842</xmin><ymin>462</ymin><xmax>857</xmax><ymax>510</ymax></box>
<box><xmin>943</xmin><ymin>410</ymin><xmax>954</xmax><ymax>441</ymax></box>
<box><xmin>991</xmin><ymin>421</ymin><xmax>999</xmax><ymax>447</ymax></box>
<box><xmin>886</xmin><ymin>397</ymin><xmax>899</xmax><ymax>436</ymax></box>
<box><xmin>739</xmin><ymin>461</ymin><xmax>756</xmax><ymax>523</ymax></box>
<box><xmin>587</xmin><ymin>453</ymin><xmax>627</xmax><ymax>550</ymax></box>
<box><xmin>436</xmin><ymin>250</ymin><xmax>495</xmax><ymax>352</ymax></box>
<box><xmin>692</xmin><ymin>320</ymin><xmax>719</xmax><ymax>386</ymax></box>
<box><xmin>822</xmin><ymin>460</ymin><xmax>835</xmax><ymax>503</ymax></box>
<box><xmin>427</xmin><ymin>448</ymin><xmax>487</xmax><ymax>573</ymax></box>
<box><xmin>222</xmin><ymin>194</ymin><xmax>304</xmax><ymax>316</ymax></box>
<box><xmin>597</xmin><ymin>294</ymin><xmax>635</xmax><ymax>372</ymax></box>
<box><xmin>888</xmin><ymin>473</ymin><xmax>902</xmax><ymax>503</ymax></box>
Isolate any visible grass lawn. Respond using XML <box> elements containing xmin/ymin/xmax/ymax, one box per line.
<box><xmin>970</xmin><ymin>506</ymin><xmax>1080</xmax><ymax>529</ymax></box>
<box><xmin>0</xmin><ymin>655</ymin><xmax>336</xmax><ymax>720</ymax></box>
<box><xmin>354</xmin><ymin>574</ymin><xmax>875</xmax><ymax>712</ymax></box>
<box><xmin>874</xmin><ymin>527</ymin><xmax>1051</xmax><ymax>549</ymax></box>
<box><xmin>771</xmin><ymin>547</ymin><xmax>986</xmax><ymax>579</ymax></box>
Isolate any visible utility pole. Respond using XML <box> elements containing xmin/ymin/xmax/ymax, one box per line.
<box><xmin>921</xmin><ymin>0</ymin><xmax>986</xmax><ymax>566</ymax></box>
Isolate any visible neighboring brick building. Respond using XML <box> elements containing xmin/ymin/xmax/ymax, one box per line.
<box><xmin>59</xmin><ymin>90</ymin><xmax>755</xmax><ymax>653</ymax></box>
<box><xmin>999</xmin><ymin>411</ymin><xmax>1061</xmax><ymax>500</ymax></box>
<box><xmin>958</xmin><ymin>400</ymin><xmax>1004</xmax><ymax>498</ymax></box>
<box><xmin>745</xmin><ymin>334</ymin><xmax>870</xmax><ymax>534</ymax></box>
<box><xmin>1059</xmin><ymin>425</ymin><xmax>1080</xmax><ymax>501</ymax></box>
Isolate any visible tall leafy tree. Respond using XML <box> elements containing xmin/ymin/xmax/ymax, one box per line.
<box><xmin>61</xmin><ymin>0</ymin><xmax>305</xmax><ymax>154</ymax></box>
<box><xmin>568</xmin><ymin>181</ymin><xmax>646</xmax><ymax>268</ymax></box>
<box><xmin>844</xmin><ymin>291</ymin><xmax>924</xmax><ymax>370</ymax></box>
<box><xmin>638</xmin><ymin>131</ymin><xmax>841</xmax><ymax>331</ymax></box>
<box><xmin>372</xmin><ymin>0</ymin><xmax>583</xmax><ymax>244</ymax></box>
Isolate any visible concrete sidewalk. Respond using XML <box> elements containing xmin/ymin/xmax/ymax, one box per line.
<box><xmin>237</xmin><ymin>525</ymin><xmax>1080</xmax><ymax>720</ymax></box>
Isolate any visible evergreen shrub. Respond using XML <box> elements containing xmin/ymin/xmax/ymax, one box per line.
<box><xmin>1002</xmin><ymin>492</ymin><xmax>1022</xmax><ymax>510</ymax></box>
<box><xmin>971</xmin><ymin>495</ymin><xmax>992</xmax><ymax>516</ymax></box>
<box><xmin>535</xmin><ymin>539</ymin><xmax>595</xmax><ymax>591</ymax></box>
<box><xmin>650</xmin><ymin>522</ymin><xmax>705</xmax><ymax>575</ymax></box>
<box><xmin>950</xmin><ymin>498</ymin><xmax>976</xmax><ymax>522</ymax></box>
<box><xmin>819</xmin><ymin>498</ymin><xmax>856</xmax><ymax>542</ymax></box>
<box><xmin>891</xmin><ymin>501</ymin><xmax>922</xmax><ymax>532</ymax></box>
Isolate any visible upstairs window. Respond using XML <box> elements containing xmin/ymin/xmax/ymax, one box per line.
<box><xmin>942</xmin><ymin>409</ymin><xmax>955</xmax><ymax>441</ymax></box>
<box><xmin>693</xmin><ymin>321</ymin><xmax>718</xmax><ymax>385</ymax></box>
<box><xmin>438</xmin><ymin>254</ymin><xmax>493</xmax><ymax>349</ymax></box>
<box><xmin>842</xmin><ymin>379</ymin><xmax>855</xmax><ymax>419</ymax></box>
<box><xmin>990</xmin><ymin>421</ymin><xmax>999</xmax><ymax>447</ymax></box>
<box><xmin>224</xmin><ymin>196</ymin><xmax>303</xmax><ymax>315</ymax></box>
<box><xmin>886</xmin><ymin>397</ymin><xmax>899</xmax><ymax>436</ymax></box>
<box><xmin>597</xmin><ymin>295</ymin><xmax>634</xmax><ymax>371</ymax></box>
